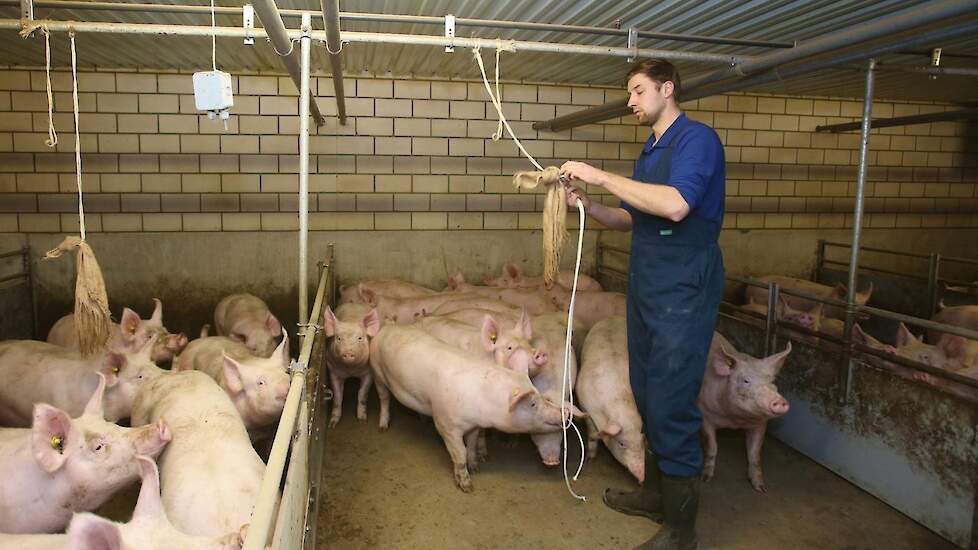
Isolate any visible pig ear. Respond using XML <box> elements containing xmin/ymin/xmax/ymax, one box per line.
<box><xmin>508</xmin><ymin>388</ymin><xmax>535</xmax><ymax>411</ymax></box>
<box><xmin>480</xmin><ymin>315</ymin><xmax>500</xmax><ymax>352</ymax></box>
<box><xmin>764</xmin><ymin>341</ymin><xmax>792</xmax><ymax>375</ymax></box>
<box><xmin>31</xmin><ymin>403</ymin><xmax>76</xmax><ymax>473</ymax></box>
<box><xmin>832</xmin><ymin>283</ymin><xmax>848</xmax><ymax>298</ymax></box>
<box><xmin>895</xmin><ymin>323</ymin><xmax>920</xmax><ymax>347</ymax></box>
<box><xmin>99</xmin><ymin>353</ymin><xmax>124</xmax><ymax>387</ymax></box>
<box><xmin>599</xmin><ymin>421</ymin><xmax>622</xmax><ymax>438</ymax></box>
<box><xmin>265</xmin><ymin>313</ymin><xmax>282</xmax><ymax>334</ymax></box>
<box><xmin>358</xmin><ymin>284</ymin><xmax>377</xmax><ymax>306</ymax></box>
<box><xmin>132</xmin><ymin>455</ymin><xmax>164</xmax><ymax>520</ymax></box>
<box><xmin>67</xmin><ymin>513</ymin><xmax>123</xmax><ymax>550</ymax></box>
<box><xmin>776</xmin><ymin>295</ymin><xmax>790</xmax><ymax>317</ymax></box>
<box><xmin>714</xmin><ymin>343</ymin><xmax>739</xmax><ymax>376</ymax></box>
<box><xmin>939</xmin><ymin>335</ymin><xmax>967</xmax><ymax>360</ymax></box>
<box><xmin>851</xmin><ymin>324</ymin><xmax>869</xmax><ymax>345</ymax></box>
<box><xmin>362</xmin><ymin>308</ymin><xmax>381</xmax><ymax>338</ymax></box>
<box><xmin>810</xmin><ymin>303</ymin><xmax>823</xmax><ymax>318</ymax></box>
<box><xmin>322</xmin><ymin>306</ymin><xmax>338</xmax><ymax>337</ymax></box>
<box><xmin>504</xmin><ymin>262</ymin><xmax>520</xmax><ymax>279</ymax></box>
<box><xmin>81</xmin><ymin>372</ymin><xmax>108</xmax><ymax>419</ymax></box>
<box><xmin>274</xmin><ymin>330</ymin><xmax>290</xmax><ymax>368</ymax></box>
<box><xmin>119</xmin><ymin>307</ymin><xmax>142</xmax><ymax>343</ymax></box>
<box><xmin>859</xmin><ymin>281</ymin><xmax>874</xmax><ymax>303</ymax></box>
<box><xmin>150</xmin><ymin>298</ymin><xmax>163</xmax><ymax>324</ymax></box>
<box><xmin>517</xmin><ymin>308</ymin><xmax>533</xmax><ymax>341</ymax></box>
<box><xmin>938</xmin><ymin>299</ymin><xmax>947</xmax><ymax>311</ymax></box>
<box><xmin>222</xmin><ymin>355</ymin><xmax>246</xmax><ymax>394</ymax></box>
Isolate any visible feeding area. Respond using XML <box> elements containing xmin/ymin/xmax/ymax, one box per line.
<box><xmin>0</xmin><ymin>1</ymin><xmax>977</xmax><ymax>549</ymax></box>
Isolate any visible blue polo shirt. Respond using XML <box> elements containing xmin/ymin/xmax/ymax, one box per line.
<box><xmin>621</xmin><ymin>113</ymin><xmax>725</xmax><ymax>225</ymax></box>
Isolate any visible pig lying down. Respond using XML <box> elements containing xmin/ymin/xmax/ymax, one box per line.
<box><xmin>47</xmin><ymin>299</ymin><xmax>188</xmax><ymax>364</ymax></box>
<box><xmin>0</xmin><ymin>374</ymin><xmax>170</xmax><ymax>534</ymax></box>
<box><xmin>699</xmin><ymin>333</ymin><xmax>791</xmax><ymax>492</ymax></box>
<box><xmin>214</xmin><ymin>293</ymin><xmax>282</xmax><ymax>358</ymax></box>
<box><xmin>369</xmin><ymin>324</ymin><xmax>583</xmax><ymax>492</ymax></box>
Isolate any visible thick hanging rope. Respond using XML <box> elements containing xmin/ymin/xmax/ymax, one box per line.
<box><xmin>472</xmin><ymin>44</ymin><xmax>568</xmax><ymax>288</ymax></box>
<box><xmin>40</xmin><ymin>31</ymin><xmax>111</xmax><ymax>356</ymax></box>
<box><xmin>474</xmin><ymin>43</ymin><xmax>587</xmax><ymax>502</ymax></box>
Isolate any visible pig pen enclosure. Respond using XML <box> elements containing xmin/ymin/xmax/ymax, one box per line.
<box><xmin>2</xmin><ymin>1</ymin><xmax>978</xmax><ymax>549</ymax></box>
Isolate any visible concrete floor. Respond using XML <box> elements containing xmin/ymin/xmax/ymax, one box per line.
<box><xmin>318</xmin><ymin>395</ymin><xmax>955</xmax><ymax>550</ymax></box>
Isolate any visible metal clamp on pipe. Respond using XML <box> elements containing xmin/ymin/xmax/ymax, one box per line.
<box><xmin>444</xmin><ymin>14</ymin><xmax>455</xmax><ymax>53</ymax></box>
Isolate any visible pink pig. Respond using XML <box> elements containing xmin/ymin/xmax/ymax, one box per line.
<box><xmin>65</xmin><ymin>455</ymin><xmax>246</xmax><ymax>550</ymax></box>
<box><xmin>0</xmin><ymin>374</ymin><xmax>170</xmax><ymax>534</ymax></box>
<box><xmin>698</xmin><ymin>332</ymin><xmax>791</xmax><ymax>492</ymax></box>
<box><xmin>483</xmin><ymin>262</ymin><xmax>602</xmax><ymax>291</ymax></box>
<box><xmin>47</xmin><ymin>299</ymin><xmax>188</xmax><ymax>364</ymax></box>
<box><xmin>0</xmin><ymin>337</ymin><xmax>164</xmax><ymax>426</ymax></box>
<box><xmin>369</xmin><ymin>324</ymin><xmax>584</xmax><ymax>492</ymax></box>
<box><xmin>323</xmin><ymin>303</ymin><xmax>382</xmax><ymax>428</ymax></box>
<box><xmin>213</xmin><ymin>294</ymin><xmax>283</xmax><ymax>358</ymax></box>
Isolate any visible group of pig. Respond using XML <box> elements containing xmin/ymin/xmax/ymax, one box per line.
<box><xmin>324</xmin><ymin>262</ymin><xmax>798</xmax><ymax>494</ymax></box>
<box><xmin>0</xmin><ymin>293</ymin><xmax>290</xmax><ymax>549</ymax></box>
<box><xmin>741</xmin><ymin>275</ymin><xmax>978</xmax><ymax>384</ymax></box>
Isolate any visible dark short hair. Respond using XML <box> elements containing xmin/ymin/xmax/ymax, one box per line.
<box><xmin>626</xmin><ymin>59</ymin><xmax>681</xmax><ymax>103</ymax></box>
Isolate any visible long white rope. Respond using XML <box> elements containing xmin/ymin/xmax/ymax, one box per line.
<box><xmin>41</xmin><ymin>27</ymin><xmax>57</xmax><ymax>148</ymax></box>
<box><xmin>69</xmin><ymin>32</ymin><xmax>85</xmax><ymax>240</ymax></box>
<box><xmin>474</xmin><ymin>43</ymin><xmax>588</xmax><ymax>502</ymax></box>
<box><xmin>210</xmin><ymin>0</ymin><xmax>217</xmax><ymax>71</ymax></box>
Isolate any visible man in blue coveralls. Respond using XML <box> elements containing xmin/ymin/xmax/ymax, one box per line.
<box><xmin>560</xmin><ymin>59</ymin><xmax>725</xmax><ymax>550</ymax></box>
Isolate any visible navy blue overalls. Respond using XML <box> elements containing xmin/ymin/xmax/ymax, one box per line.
<box><xmin>623</xmin><ymin>116</ymin><xmax>726</xmax><ymax>478</ymax></box>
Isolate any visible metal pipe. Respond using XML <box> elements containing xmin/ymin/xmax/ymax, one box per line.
<box><xmin>873</xmin><ymin>64</ymin><xmax>978</xmax><ymax>77</ymax></box>
<box><xmin>243</xmin><ymin>249</ymin><xmax>331</xmax><ymax>550</ymax></box>
<box><xmin>684</xmin><ymin>0</ymin><xmax>978</xmax><ymax>91</ymax></box>
<box><xmin>0</xmin><ymin>0</ymin><xmax>795</xmax><ymax>49</ymax></box>
<box><xmin>0</xmin><ymin>18</ymin><xmax>743</xmax><ymax>65</ymax></box>
<box><xmin>320</xmin><ymin>0</ymin><xmax>346</xmax><ymax>125</ymax></box>
<box><xmin>820</xmin><ymin>241</ymin><xmax>932</xmax><ymax>260</ymax></box>
<box><xmin>927</xmin><ymin>253</ymin><xmax>940</xmax><ymax>318</ymax></box>
<box><xmin>298</xmin><ymin>11</ymin><xmax>311</xmax><ymax>329</ymax></box>
<box><xmin>816</xmin><ymin>107</ymin><xmax>978</xmax><ymax>133</ymax></box>
<box><xmin>821</xmin><ymin>260</ymin><xmax>929</xmax><ymax>282</ymax></box>
<box><xmin>250</xmin><ymin>1</ymin><xmax>325</xmax><ymax>127</ymax></box>
<box><xmin>0</xmin><ymin>248</ymin><xmax>26</xmax><ymax>260</ymax></box>
<box><xmin>0</xmin><ymin>271</ymin><xmax>27</xmax><ymax>284</ymax></box>
<box><xmin>536</xmin><ymin>14</ymin><xmax>978</xmax><ymax>131</ymax></box>
<box><xmin>764</xmin><ymin>282</ymin><xmax>779</xmax><ymax>356</ymax></box>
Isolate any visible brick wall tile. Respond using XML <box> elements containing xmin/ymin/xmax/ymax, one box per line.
<box><xmin>375</xmin><ymin>99</ymin><xmax>412</xmax><ymax>117</ymax></box>
<box><xmin>414</xmin><ymin>100</ymin><xmax>449</xmax><ymax>118</ymax></box>
<box><xmin>431</xmin><ymin>82</ymin><xmax>467</xmax><ymax>100</ymax></box>
<box><xmin>358</xmin><ymin>79</ymin><xmax>394</xmax><ymax>98</ymax></box>
<box><xmin>394</xmin><ymin>80</ymin><xmax>430</xmax><ymax>99</ymax></box>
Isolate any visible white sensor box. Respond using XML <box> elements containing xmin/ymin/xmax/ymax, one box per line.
<box><xmin>192</xmin><ymin>70</ymin><xmax>234</xmax><ymax>112</ymax></box>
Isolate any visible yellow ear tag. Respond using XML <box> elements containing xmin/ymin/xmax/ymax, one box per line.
<box><xmin>112</xmin><ymin>366</ymin><xmax>120</xmax><ymax>374</ymax></box>
<box><xmin>511</xmin><ymin>389</ymin><xmax>519</xmax><ymax>397</ymax></box>
<box><xmin>129</xmin><ymin>325</ymin><xmax>137</xmax><ymax>334</ymax></box>
<box><xmin>490</xmin><ymin>333</ymin><xmax>497</xmax><ymax>343</ymax></box>
<box><xmin>50</xmin><ymin>435</ymin><xmax>63</xmax><ymax>452</ymax></box>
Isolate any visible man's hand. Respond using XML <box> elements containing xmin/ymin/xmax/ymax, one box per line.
<box><xmin>560</xmin><ymin>161</ymin><xmax>609</xmax><ymax>187</ymax></box>
<box><xmin>561</xmin><ymin>181</ymin><xmax>592</xmax><ymax>210</ymax></box>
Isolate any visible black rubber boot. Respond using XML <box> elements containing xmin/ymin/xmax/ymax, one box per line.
<box><xmin>603</xmin><ymin>450</ymin><xmax>663</xmax><ymax>522</ymax></box>
<box><xmin>634</xmin><ymin>474</ymin><xmax>700</xmax><ymax>550</ymax></box>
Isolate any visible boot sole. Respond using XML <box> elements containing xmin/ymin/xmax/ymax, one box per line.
<box><xmin>602</xmin><ymin>490</ymin><xmax>664</xmax><ymax>523</ymax></box>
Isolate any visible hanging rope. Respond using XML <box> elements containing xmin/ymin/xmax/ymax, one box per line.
<box><xmin>42</xmin><ymin>30</ymin><xmax>111</xmax><ymax>357</ymax></box>
<box><xmin>19</xmin><ymin>23</ymin><xmax>57</xmax><ymax>147</ymax></box>
<box><xmin>473</xmin><ymin>42</ymin><xmax>587</xmax><ymax>503</ymax></box>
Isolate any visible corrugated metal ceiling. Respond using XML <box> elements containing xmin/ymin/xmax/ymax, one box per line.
<box><xmin>0</xmin><ymin>0</ymin><xmax>976</xmax><ymax>104</ymax></box>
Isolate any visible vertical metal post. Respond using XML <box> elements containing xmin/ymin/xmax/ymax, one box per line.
<box><xmin>765</xmin><ymin>282</ymin><xmax>779</xmax><ymax>357</ymax></box>
<box><xmin>840</xmin><ymin>58</ymin><xmax>875</xmax><ymax>405</ymax></box>
<box><xmin>926</xmin><ymin>253</ymin><xmax>940</xmax><ymax>317</ymax></box>
<box><xmin>814</xmin><ymin>239</ymin><xmax>826</xmax><ymax>283</ymax></box>
<box><xmin>298</xmin><ymin>12</ymin><xmax>311</xmax><ymax>327</ymax></box>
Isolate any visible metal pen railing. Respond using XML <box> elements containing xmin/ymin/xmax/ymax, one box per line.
<box><xmin>243</xmin><ymin>244</ymin><xmax>333</xmax><ymax>550</ymax></box>
<box><xmin>596</xmin><ymin>239</ymin><xmax>978</xmax><ymax>404</ymax></box>
<box><xmin>0</xmin><ymin>246</ymin><xmax>37</xmax><ymax>339</ymax></box>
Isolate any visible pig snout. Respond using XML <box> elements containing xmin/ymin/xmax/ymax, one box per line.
<box><xmin>532</xmin><ymin>348</ymin><xmax>549</xmax><ymax>367</ymax></box>
<box><xmin>133</xmin><ymin>418</ymin><xmax>171</xmax><ymax>458</ymax></box>
<box><xmin>628</xmin><ymin>459</ymin><xmax>646</xmax><ymax>485</ymax></box>
<box><xmin>169</xmin><ymin>333</ymin><xmax>189</xmax><ymax>351</ymax></box>
<box><xmin>768</xmin><ymin>395</ymin><xmax>790</xmax><ymax>416</ymax></box>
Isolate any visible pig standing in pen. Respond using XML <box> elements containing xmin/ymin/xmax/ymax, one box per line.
<box><xmin>213</xmin><ymin>293</ymin><xmax>282</xmax><ymax>358</ymax></box>
<box><xmin>322</xmin><ymin>303</ymin><xmax>382</xmax><ymax>427</ymax></box>
<box><xmin>368</xmin><ymin>324</ymin><xmax>583</xmax><ymax>492</ymax></box>
<box><xmin>698</xmin><ymin>332</ymin><xmax>791</xmax><ymax>492</ymax></box>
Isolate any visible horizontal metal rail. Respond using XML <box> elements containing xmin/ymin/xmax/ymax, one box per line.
<box><xmin>940</xmin><ymin>255</ymin><xmax>978</xmax><ymax>267</ymax></box>
<box><xmin>0</xmin><ymin>247</ymin><xmax>27</xmax><ymax>260</ymax></box>
<box><xmin>0</xmin><ymin>0</ymin><xmax>795</xmax><ymax>49</ymax></box>
<box><xmin>243</xmin><ymin>250</ymin><xmax>331</xmax><ymax>550</ymax></box>
<box><xmin>821</xmin><ymin>240</ymin><xmax>931</xmax><ymax>260</ymax></box>
<box><xmin>821</xmin><ymin>259</ymin><xmax>929</xmax><ymax>282</ymax></box>
<box><xmin>597</xmin><ymin>242</ymin><xmax>630</xmax><ymax>256</ymax></box>
<box><xmin>816</xmin><ymin>107</ymin><xmax>978</xmax><ymax>133</ymax></box>
<box><xmin>0</xmin><ymin>18</ymin><xmax>744</xmax><ymax>64</ymax></box>
<box><xmin>0</xmin><ymin>271</ymin><xmax>28</xmax><ymax>285</ymax></box>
